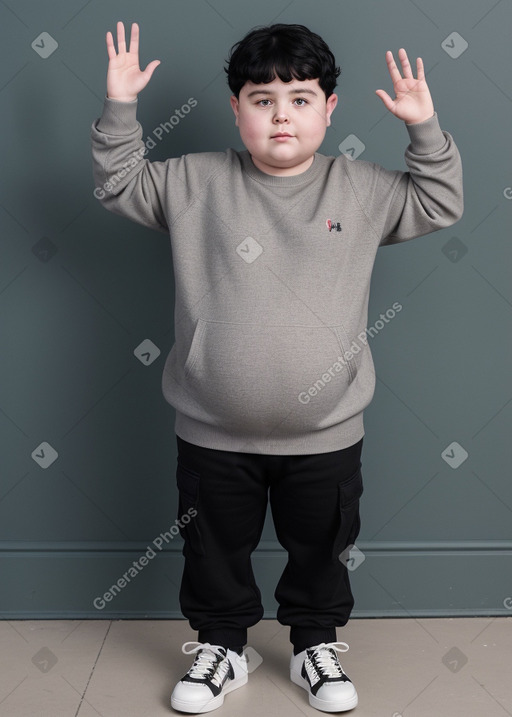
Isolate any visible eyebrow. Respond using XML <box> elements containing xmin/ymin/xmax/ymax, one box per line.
<box><xmin>246</xmin><ymin>88</ymin><xmax>318</xmax><ymax>98</ymax></box>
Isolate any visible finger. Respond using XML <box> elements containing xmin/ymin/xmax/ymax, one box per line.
<box><xmin>106</xmin><ymin>30</ymin><xmax>116</xmax><ymax>59</ymax></box>
<box><xmin>398</xmin><ymin>48</ymin><xmax>414</xmax><ymax>79</ymax></box>
<box><xmin>143</xmin><ymin>59</ymin><xmax>161</xmax><ymax>80</ymax></box>
<box><xmin>117</xmin><ymin>20</ymin><xmax>126</xmax><ymax>55</ymax></box>
<box><xmin>385</xmin><ymin>50</ymin><xmax>402</xmax><ymax>85</ymax></box>
<box><xmin>416</xmin><ymin>56</ymin><xmax>425</xmax><ymax>81</ymax></box>
<box><xmin>375</xmin><ymin>89</ymin><xmax>394</xmax><ymax>112</ymax></box>
<box><xmin>129</xmin><ymin>22</ymin><xmax>139</xmax><ymax>55</ymax></box>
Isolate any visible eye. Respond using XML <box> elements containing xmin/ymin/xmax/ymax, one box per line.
<box><xmin>257</xmin><ymin>99</ymin><xmax>272</xmax><ymax>106</ymax></box>
<box><xmin>294</xmin><ymin>98</ymin><xmax>308</xmax><ymax>106</ymax></box>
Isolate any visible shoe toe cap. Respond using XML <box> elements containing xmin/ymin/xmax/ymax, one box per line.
<box><xmin>316</xmin><ymin>679</ymin><xmax>358</xmax><ymax>702</ymax></box>
<box><xmin>172</xmin><ymin>680</ymin><xmax>212</xmax><ymax>705</ymax></box>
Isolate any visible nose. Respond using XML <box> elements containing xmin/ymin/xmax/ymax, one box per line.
<box><xmin>273</xmin><ymin>104</ymin><xmax>289</xmax><ymax>124</ymax></box>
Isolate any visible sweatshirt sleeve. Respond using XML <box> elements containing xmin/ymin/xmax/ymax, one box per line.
<box><xmin>91</xmin><ymin>96</ymin><xmax>170</xmax><ymax>234</ymax></box>
<box><xmin>347</xmin><ymin>112</ymin><xmax>463</xmax><ymax>246</ymax></box>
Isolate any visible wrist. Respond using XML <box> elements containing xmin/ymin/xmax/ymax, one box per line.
<box><xmin>107</xmin><ymin>94</ymin><xmax>138</xmax><ymax>102</ymax></box>
<box><xmin>405</xmin><ymin>112</ymin><xmax>435</xmax><ymax>126</ymax></box>
<box><xmin>404</xmin><ymin>112</ymin><xmax>445</xmax><ymax>154</ymax></box>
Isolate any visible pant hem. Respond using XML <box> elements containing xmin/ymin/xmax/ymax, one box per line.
<box><xmin>289</xmin><ymin>626</ymin><xmax>338</xmax><ymax>653</ymax></box>
<box><xmin>197</xmin><ymin>628</ymin><xmax>248</xmax><ymax>649</ymax></box>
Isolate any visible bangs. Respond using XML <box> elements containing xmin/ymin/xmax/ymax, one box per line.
<box><xmin>240</xmin><ymin>54</ymin><xmax>321</xmax><ymax>88</ymax></box>
<box><xmin>225</xmin><ymin>24</ymin><xmax>340</xmax><ymax>99</ymax></box>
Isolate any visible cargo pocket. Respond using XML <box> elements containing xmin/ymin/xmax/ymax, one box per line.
<box><xmin>332</xmin><ymin>467</ymin><xmax>363</xmax><ymax>563</ymax></box>
<box><xmin>176</xmin><ymin>461</ymin><xmax>205</xmax><ymax>556</ymax></box>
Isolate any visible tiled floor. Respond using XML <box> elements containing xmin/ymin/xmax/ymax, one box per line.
<box><xmin>0</xmin><ymin>617</ymin><xmax>510</xmax><ymax>716</ymax></box>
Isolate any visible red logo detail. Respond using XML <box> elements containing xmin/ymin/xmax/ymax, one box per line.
<box><xmin>326</xmin><ymin>219</ymin><xmax>342</xmax><ymax>233</ymax></box>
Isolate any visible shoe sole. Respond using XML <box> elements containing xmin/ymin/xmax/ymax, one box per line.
<box><xmin>171</xmin><ymin>673</ymin><xmax>248</xmax><ymax>714</ymax></box>
<box><xmin>290</xmin><ymin>670</ymin><xmax>358</xmax><ymax>712</ymax></box>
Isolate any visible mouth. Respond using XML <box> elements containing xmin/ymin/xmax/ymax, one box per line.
<box><xmin>271</xmin><ymin>133</ymin><xmax>294</xmax><ymax>140</ymax></box>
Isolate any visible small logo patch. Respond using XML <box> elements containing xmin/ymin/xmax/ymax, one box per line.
<box><xmin>326</xmin><ymin>219</ymin><xmax>342</xmax><ymax>233</ymax></box>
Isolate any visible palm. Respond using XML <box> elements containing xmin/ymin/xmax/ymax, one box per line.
<box><xmin>376</xmin><ymin>49</ymin><xmax>434</xmax><ymax>124</ymax></box>
<box><xmin>106</xmin><ymin>21</ymin><xmax>160</xmax><ymax>101</ymax></box>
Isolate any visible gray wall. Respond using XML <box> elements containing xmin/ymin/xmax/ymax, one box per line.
<box><xmin>1</xmin><ymin>0</ymin><xmax>511</xmax><ymax>618</ymax></box>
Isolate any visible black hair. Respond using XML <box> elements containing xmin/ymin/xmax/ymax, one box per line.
<box><xmin>224</xmin><ymin>23</ymin><xmax>341</xmax><ymax>100</ymax></box>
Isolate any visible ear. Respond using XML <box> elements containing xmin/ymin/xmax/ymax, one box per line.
<box><xmin>230</xmin><ymin>95</ymin><xmax>240</xmax><ymax>126</ymax></box>
<box><xmin>325</xmin><ymin>93</ymin><xmax>338</xmax><ymax>126</ymax></box>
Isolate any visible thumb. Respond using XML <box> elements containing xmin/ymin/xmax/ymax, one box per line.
<box><xmin>143</xmin><ymin>59</ymin><xmax>161</xmax><ymax>81</ymax></box>
<box><xmin>375</xmin><ymin>89</ymin><xmax>394</xmax><ymax>112</ymax></box>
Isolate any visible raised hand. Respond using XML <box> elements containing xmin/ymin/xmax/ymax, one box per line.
<box><xmin>375</xmin><ymin>49</ymin><xmax>434</xmax><ymax>124</ymax></box>
<box><xmin>106</xmin><ymin>21</ymin><xmax>161</xmax><ymax>101</ymax></box>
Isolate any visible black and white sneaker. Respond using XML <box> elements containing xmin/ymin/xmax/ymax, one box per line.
<box><xmin>171</xmin><ymin>641</ymin><xmax>248</xmax><ymax>713</ymax></box>
<box><xmin>290</xmin><ymin>641</ymin><xmax>358</xmax><ymax>712</ymax></box>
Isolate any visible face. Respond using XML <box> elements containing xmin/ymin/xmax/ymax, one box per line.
<box><xmin>230</xmin><ymin>77</ymin><xmax>338</xmax><ymax>176</ymax></box>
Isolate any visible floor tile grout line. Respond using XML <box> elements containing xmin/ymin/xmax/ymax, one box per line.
<box><xmin>264</xmin><ymin>673</ymin><xmax>310</xmax><ymax>716</ymax></box>
<box><xmin>0</xmin><ymin>675</ymin><xmax>29</xmax><ymax>708</ymax></box>
<box><xmin>469</xmin><ymin>615</ymin><xmax>498</xmax><ymax>644</ymax></box>
<box><xmin>61</xmin><ymin>620</ymin><xmax>85</xmax><ymax>644</ymax></box>
<box><xmin>471</xmin><ymin>674</ymin><xmax>512</xmax><ymax>716</ymax></box>
<box><xmin>74</xmin><ymin>621</ymin><xmax>112</xmax><ymax>717</ymax></box>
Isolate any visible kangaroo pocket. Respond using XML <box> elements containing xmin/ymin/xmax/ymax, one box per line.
<box><xmin>182</xmin><ymin>319</ymin><xmax>357</xmax><ymax>436</ymax></box>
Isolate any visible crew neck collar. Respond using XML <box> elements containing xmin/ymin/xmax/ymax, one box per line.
<box><xmin>239</xmin><ymin>150</ymin><xmax>324</xmax><ymax>187</ymax></box>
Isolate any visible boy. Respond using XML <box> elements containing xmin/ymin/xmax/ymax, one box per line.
<box><xmin>91</xmin><ymin>21</ymin><xmax>463</xmax><ymax>714</ymax></box>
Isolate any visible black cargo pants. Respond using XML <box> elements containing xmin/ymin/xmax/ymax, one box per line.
<box><xmin>175</xmin><ymin>434</ymin><xmax>364</xmax><ymax>654</ymax></box>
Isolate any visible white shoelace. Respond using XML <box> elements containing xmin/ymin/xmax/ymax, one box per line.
<box><xmin>181</xmin><ymin>641</ymin><xmax>230</xmax><ymax>682</ymax></box>
<box><xmin>308</xmin><ymin>641</ymin><xmax>350</xmax><ymax>679</ymax></box>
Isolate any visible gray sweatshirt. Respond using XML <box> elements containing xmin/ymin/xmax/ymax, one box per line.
<box><xmin>91</xmin><ymin>96</ymin><xmax>463</xmax><ymax>455</ymax></box>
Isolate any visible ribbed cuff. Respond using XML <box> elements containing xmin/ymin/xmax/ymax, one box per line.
<box><xmin>95</xmin><ymin>95</ymin><xmax>139</xmax><ymax>135</ymax></box>
<box><xmin>405</xmin><ymin>112</ymin><xmax>446</xmax><ymax>155</ymax></box>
